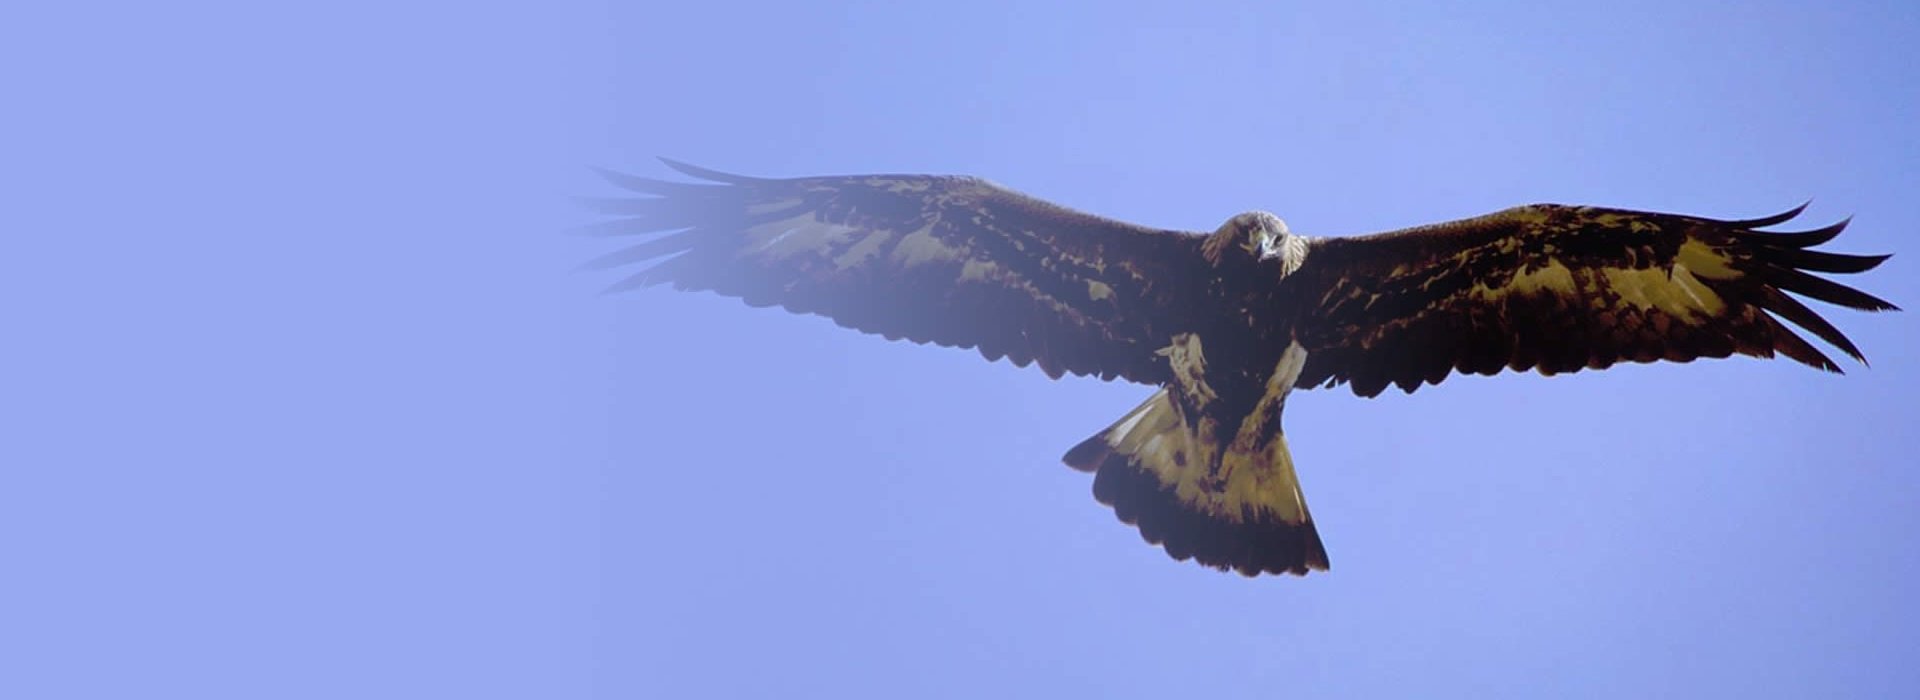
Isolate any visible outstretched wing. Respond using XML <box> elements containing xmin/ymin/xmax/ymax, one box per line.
<box><xmin>582</xmin><ymin>161</ymin><xmax>1211</xmax><ymax>383</ymax></box>
<box><xmin>1291</xmin><ymin>203</ymin><xmax>1896</xmax><ymax>397</ymax></box>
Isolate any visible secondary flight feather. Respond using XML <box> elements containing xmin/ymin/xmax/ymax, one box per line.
<box><xmin>585</xmin><ymin>159</ymin><xmax>1896</xmax><ymax>576</ymax></box>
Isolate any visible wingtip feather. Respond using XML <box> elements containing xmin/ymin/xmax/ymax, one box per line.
<box><xmin>1759</xmin><ymin>288</ymin><xmax>1867</xmax><ymax>363</ymax></box>
<box><xmin>1769</xmin><ymin>267</ymin><xmax>1901</xmax><ymax>312</ymax></box>
<box><xmin>1758</xmin><ymin>248</ymin><xmax>1893</xmax><ymax>274</ymax></box>
<box><xmin>589</xmin><ymin>165</ymin><xmax>647</xmax><ymax>189</ymax></box>
<box><xmin>1724</xmin><ymin>200</ymin><xmax>1812</xmax><ymax>228</ymax></box>
<box><xmin>656</xmin><ymin>157</ymin><xmax>761</xmax><ymax>184</ymax></box>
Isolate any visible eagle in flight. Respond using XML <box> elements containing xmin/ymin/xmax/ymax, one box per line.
<box><xmin>584</xmin><ymin>159</ymin><xmax>1896</xmax><ymax>576</ymax></box>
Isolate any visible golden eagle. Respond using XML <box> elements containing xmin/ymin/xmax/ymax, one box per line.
<box><xmin>584</xmin><ymin>159</ymin><xmax>1896</xmax><ymax>576</ymax></box>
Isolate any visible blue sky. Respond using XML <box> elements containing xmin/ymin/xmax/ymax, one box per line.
<box><xmin>9</xmin><ymin>1</ymin><xmax>1919</xmax><ymax>698</ymax></box>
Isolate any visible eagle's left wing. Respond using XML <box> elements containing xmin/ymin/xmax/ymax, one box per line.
<box><xmin>582</xmin><ymin>161</ymin><xmax>1209</xmax><ymax>384</ymax></box>
<box><xmin>1289</xmin><ymin>203</ymin><xmax>1896</xmax><ymax>397</ymax></box>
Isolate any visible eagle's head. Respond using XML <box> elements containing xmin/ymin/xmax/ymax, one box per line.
<box><xmin>1205</xmin><ymin>211</ymin><xmax>1306</xmax><ymax>276</ymax></box>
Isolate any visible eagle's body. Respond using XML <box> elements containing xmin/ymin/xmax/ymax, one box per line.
<box><xmin>587</xmin><ymin>160</ymin><xmax>1896</xmax><ymax>576</ymax></box>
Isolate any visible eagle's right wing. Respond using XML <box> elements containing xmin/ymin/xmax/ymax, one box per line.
<box><xmin>581</xmin><ymin>161</ymin><xmax>1212</xmax><ymax>384</ymax></box>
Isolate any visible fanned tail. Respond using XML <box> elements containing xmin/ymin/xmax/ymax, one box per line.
<box><xmin>1063</xmin><ymin>389</ymin><xmax>1329</xmax><ymax>576</ymax></box>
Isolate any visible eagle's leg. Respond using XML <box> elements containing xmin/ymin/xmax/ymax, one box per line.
<box><xmin>1061</xmin><ymin>335</ymin><xmax>1328</xmax><ymax>576</ymax></box>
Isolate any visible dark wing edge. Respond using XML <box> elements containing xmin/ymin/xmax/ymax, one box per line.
<box><xmin>578</xmin><ymin>159</ymin><xmax>1209</xmax><ymax>384</ymax></box>
<box><xmin>1293</xmin><ymin>203</ymin><xmax>1897</xmax><ymax>398</ymax></box>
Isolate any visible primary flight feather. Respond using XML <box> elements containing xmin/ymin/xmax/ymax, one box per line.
<box><xmin>586</xmin><ymin>159</ymin><xmax>1896</xmax><ymax>576</ymax></box>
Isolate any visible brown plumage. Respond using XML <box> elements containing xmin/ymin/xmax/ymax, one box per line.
<box><xmin>587</xmin><ymin>160</ymin><xmax>1896</xmax><ymax>576</ymax></box>
<box><xmin>1287</xmin><ymin>203</ymin><xmax>1895</xmax><ymax>397</ymax></box>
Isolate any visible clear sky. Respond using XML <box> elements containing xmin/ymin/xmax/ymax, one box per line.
<box><xmin>8</xmin><ymin>1</ymin><xmax>1919</xmax><ymax>698</ymax></box>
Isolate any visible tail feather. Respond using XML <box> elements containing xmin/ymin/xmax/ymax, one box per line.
<box><xmin>1064</xmin><ymin>389</ymin><xmax>1329</xmax><ymax>576</ymax></box>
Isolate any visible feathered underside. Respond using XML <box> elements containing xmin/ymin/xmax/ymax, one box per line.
<box><xmin>1290</xmin><ymin>202</ymin><xmax>1897</xmax><ymax>397</ymax></box>
<box><xmin>578</xmin><ymin>159</ymin><xmax>1209</xmax><ymax>385</ymax></box>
